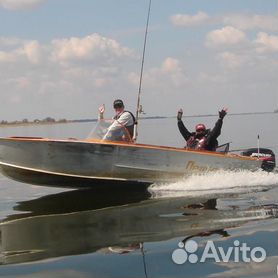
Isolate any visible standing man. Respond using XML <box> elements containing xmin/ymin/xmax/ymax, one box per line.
<box><xmin>177</xmin><ymin>108</ymin><xmax>227</xmax><ymax>151</ymax></box>
<box><xmin>99</xmin><ymin>99</ymin><xmax>136</xmax><ymax>141</ymax></box>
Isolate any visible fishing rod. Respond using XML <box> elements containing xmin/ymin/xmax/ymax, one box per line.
<box><xmin>257</xmin><ymin>134</ymin><xmax>260</xmax><ymax>156</ymax></box>
<box><xmin>140</xmin><ymin>243</ymin><xmax>148</xmax><ymax>278</ymax></box>
<box><xmin>133</xmin><ymin>0</ymin><xmax>152</xmax><ymax>142</ymax></box>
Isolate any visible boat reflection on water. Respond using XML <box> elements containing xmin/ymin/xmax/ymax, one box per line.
<box><xmin>0</xmin><ymin>187</ymin><xmax>277</xmax><ymax>265</ymax></box>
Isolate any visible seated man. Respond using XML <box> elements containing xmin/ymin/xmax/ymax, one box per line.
<box><xmin>99</xmin><ymin>99</ymin><xmax>136</xmax><ymax>141</ymax></box>
<box><xmin>177</xmin><ymin>108</ymin><xmax>227</xmax><ymax>151</ymax></box>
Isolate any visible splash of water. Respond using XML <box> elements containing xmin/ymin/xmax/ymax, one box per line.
<box><xmin>149</xmin><ymin>169</ymin><xmax>278</xmax><ymax>198</ymax></box>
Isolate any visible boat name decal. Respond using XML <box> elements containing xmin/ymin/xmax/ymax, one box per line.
<box><xmin>185</xmin><ymin>161</ymin><xmax>218</xmax><ymax>172</ymax></box>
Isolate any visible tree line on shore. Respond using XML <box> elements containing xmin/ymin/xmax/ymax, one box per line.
<box><xmin>1</xmin><ymin>109</ymin><xmax>277</xmax><ymax>126</ymax></box>
<box><xmin>0</xmin><ymin>117</ymin><xmax>68</xmax><ymax>125</ymax></box>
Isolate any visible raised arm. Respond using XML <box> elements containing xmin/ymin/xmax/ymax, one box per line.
<box><xmin>207</xmin><ymin>108</ymin><xmax>227</xmax><ymax>143</ymax></box>
<box><xmin>98</xmin><ymin>104</ymin><xmax>105</xmax><ymax>120</ymax></box>
<box><xmin>177</xmin><ymin>109</ymin><xmax>192</xmax><ymax>141</ymax></box>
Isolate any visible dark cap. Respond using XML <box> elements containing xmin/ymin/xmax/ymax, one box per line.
<box><xmin>113</xmin><ymin>99</ymin><xmax>124</xmax><ymax>109</ymax></box>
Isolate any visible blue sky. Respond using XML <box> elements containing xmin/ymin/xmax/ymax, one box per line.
<box><xmin>0</xmin><ymin>1</ymin><xmax>276</xmax><ymax>44</ymax></box>
<box><xmin>0</xmin><ymin>0</ymin><xmax>277</xmax><ymax>120</ymax></box>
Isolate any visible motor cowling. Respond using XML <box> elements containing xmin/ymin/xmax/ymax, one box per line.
<box><xmin>241</xmin><ymin>148</ymin><xmax>276</xmax><ymax>172</ymax></box>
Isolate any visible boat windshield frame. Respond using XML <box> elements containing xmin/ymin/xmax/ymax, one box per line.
<box><xmin>87</xmin><ymin>119</ymin><xmax>133</xmax><ymax>143</ymax></box>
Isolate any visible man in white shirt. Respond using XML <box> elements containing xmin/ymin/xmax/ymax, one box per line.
<box><xmin>99</xmin><ymin>99</ymin><xmax>136</xmax><ymax>141</ymax></box>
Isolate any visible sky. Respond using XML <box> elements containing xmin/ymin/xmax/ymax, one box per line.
<box><xmin>0</xmin><ymin>0</ymin><xmax>277</xmax><ymax>121</ymax></box>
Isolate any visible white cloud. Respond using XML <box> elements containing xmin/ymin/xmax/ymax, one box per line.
<box><xmin>170</xmin><ymin>12</ymin><xmax>277</xmax><ymax>32</ymax></box>
<box><xmin>0</xmin><ymin>40</ymin><xmax>42</xmax><ymax>64</ymax></box>
<box><xmin>0</xmin><ymin>34</ymin><xmax>134</xmax><ymax>68</ymax></box>
<box><xmin>170</xmin><ymin>11</ymin><xmax>210</xmax><ymax>27</ymax></box>
<box><xmin>12</xmin><ymin>77</ymin><xmax>31</xmax><ymax>89</ymax></box>
<box><xmin>254</xmin><ymin>32</ymin><xmax>278</xmax><ymax>53</ymax></box>
<box><xmin>0</xmin><ymin>32</ymin><xmax>277</xmax><ymax>121</ymax></box>
<box><xmin>0</xmin><ymin>37</ymin><xmax>26</xmax><ymax>46</ymax></box>
<box><xmin>0</xmin><ymin>34</ymin><xmax>139</xmax><ymax>120</ymax></box>
<box><xmin>218</xmin><ymin>51</ymin><xmax>244</xmax><ymax>69</ymax></box>
<box><xmin>223</xmin><ymin>14</ymin><xmax>278</xmax><ymax>32</ymax></box>
<box><xmin>51</xmin><ymin>33</ymin><xmax>134</xmax><ymax>66</ymax></box>
<box><xmin>161</xmin><ymin>57</ymin><xmax>181</xmax><ymax>73</ymax></box>
<box><xmin>0</xmin><ymin>50</ymin><xmax>16</xmax><ymax>63</ymax></box>
<box><xmin>206</xmin><ymin>26</ymin><xmax>247</xmax><ymax>48</ymax></box>
<box><xmin>0</xmin><ymin>0</ymin><xmax>45</xmax><ymax>10</ymax></box>
<box><xmin>22</xmin><ymin>41</ymin><xmax>42</xmax><ymax>64</ymax></box>
<box><xmin>128</xmin><ymin>57</ymin><xmax>187</xmax><ymax>89</ymax></box>
<box><xmin>141</xmin><ymin>57</ymin><xmax>187</xmax><ymax>88</ymax></box>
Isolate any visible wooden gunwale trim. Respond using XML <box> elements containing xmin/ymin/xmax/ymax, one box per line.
<box><xmin>0</xmin><ymin>137</ymin><xmax>259</xmax><ymax>162</ymax></box>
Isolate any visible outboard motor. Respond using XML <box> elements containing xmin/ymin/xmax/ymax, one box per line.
<box><xmin>241</xmin><ymin>148</ymin><xmax>276</xmax><ymax>172</ymax></box>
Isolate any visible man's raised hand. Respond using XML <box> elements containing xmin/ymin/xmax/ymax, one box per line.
<box><xmin>219</xmin><ymin>108</ymin><xmax>228</xmax><ymax>119</ymax></box>
<box><xmin>177</xmin><ymin>108</ymin><xmax>183</xmax><ymax>121</ymax></box>
<box><xmin>99</xmin><ymin>104</ymin><xmax>105</xmax><ymax>115</ymax></box>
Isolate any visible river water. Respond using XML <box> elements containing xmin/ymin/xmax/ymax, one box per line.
<box><xmin>0</xmin><ymin>115</ymin><xmax>277</xmax><ymax>278</ymax></box>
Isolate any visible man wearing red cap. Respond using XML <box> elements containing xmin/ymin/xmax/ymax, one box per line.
<box><xmin>177</xmin><ymin>108</ymin><xmax>227</xmax><ymax>151</ymax></box>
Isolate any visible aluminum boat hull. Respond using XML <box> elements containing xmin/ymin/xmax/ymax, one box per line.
<box><xmin>0</xmin><ymin>137</ymin><xmax>261</xmax><ymax>187</ymax></box>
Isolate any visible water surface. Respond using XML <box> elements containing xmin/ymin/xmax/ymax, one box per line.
<box><xmin>0</xmin><ymin>116</ymin><xmax>277</xmax><ymax>278</ymax></box>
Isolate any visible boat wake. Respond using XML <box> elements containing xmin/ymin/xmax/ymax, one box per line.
<box><xmin>149</xmin><ymin>170</ymin><xmax>278</xmax><ymax>198</ymax></box>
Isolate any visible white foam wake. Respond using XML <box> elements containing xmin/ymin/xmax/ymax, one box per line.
<box><xmin>149</xmin><ymin>170</ymin><xmax>278</xmax><ymax>198</ymax></box>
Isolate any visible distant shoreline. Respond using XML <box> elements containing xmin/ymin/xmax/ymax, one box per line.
<box><xmin>0</xmin><ymin>116</ymin><xmax>167</xmax><ymax>128</ymax></box>
<box><xmin>0</xmin><ymin>111</ymin><xmax>276</xmax><ymax>128</ymax></box>
<box><xmin>0</xmin><ymin>121</ymin><xmax>73</xmax><ymax>128</ymax></box>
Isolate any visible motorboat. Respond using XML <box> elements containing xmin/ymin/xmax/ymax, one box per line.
<box><xmin>0</xmin><ymin>119</ymin><xmax>271</xmax><ymax>188</ymax></box>
<box><xmin>0</xmin><ymin>0</ymin><xmax>275</xmax><ymax>189</ymax></box>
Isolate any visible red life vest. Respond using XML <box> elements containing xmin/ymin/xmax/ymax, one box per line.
<box><xmin>187</xmin><ymin>136</ymin><xmax>207</xmax><ymax>150</ymax></box>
